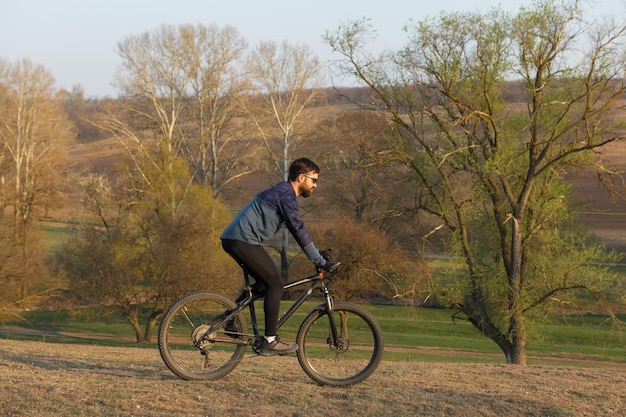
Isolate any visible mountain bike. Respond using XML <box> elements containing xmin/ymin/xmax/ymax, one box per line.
<box><xmin>157</xmin><ymin>255</ymin><xmax>384</xmax><ymax>386</ymax></box>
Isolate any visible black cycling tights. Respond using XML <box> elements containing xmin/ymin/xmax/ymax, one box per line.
<box><xmin>221</xmin><ymin>239</ymin><xmax>283</xmax><ymax>336</ymax></box>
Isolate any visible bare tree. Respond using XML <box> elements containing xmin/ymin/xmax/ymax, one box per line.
<box><xmin>179</xmin><ymin>24</ymin><xmax>257</xmax><ymax>197</ymax></box>
<box><xmin>0</xmin><ymin>58</ymin><xmax>72</xmax><ymax>318</ymax></box>
<box><xmin>77</xmin><ymin>24</ymin><xmax>260</xmax><ymax>339</ymax></box>
<box><xmin>105</xmin><ymin>23</ymin><xmax>258</xmax><ymax>199</ymax></box>
<box><xmin>246</xmin><ymin>40</ymin><xmax>324</xmax><ymax>278</ymax></box>
<box><xmin>0</xmin><ymin>58</ymin><xmax>73</xmax><ymax>237</ymax></box>
<box><xmin>114</xmin><ymin>24</ymin><xmax>192</xmax><ymax>161</ymax></box>
<box><xmin>320</xmin><ymin>110</ymin><xmax>408</xmax><ymax>226</ymax></box>
<box><xmin>326</xmin><ymin>1</ymin><xmax>626</xmax><ymax>364</ymax></box>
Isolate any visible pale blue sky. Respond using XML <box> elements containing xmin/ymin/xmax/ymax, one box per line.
<box><xmin>1</xmin><ymin>0</ymin><xmax>624</xmax><ymax>97</ymax></box>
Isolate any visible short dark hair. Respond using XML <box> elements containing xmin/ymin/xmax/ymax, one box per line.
<box><xmin>288</xmin><ymin>157</ymin><xmax>320</xmax><ymax>181</ymax></box>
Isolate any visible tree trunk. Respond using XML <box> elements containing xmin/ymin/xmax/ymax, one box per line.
<box><xmin>122</xmin><ymin>308</ymin><xmax>143</xmax><ymax>343</ymax></box>
<box><xmin>280</xmin><ymin>147</ymin><xmax>289</xmax><ymax>281</ymax></box>
<box><xmin>492</xmin><ymin>316</ymin><xmax>527</xmax><ymax>364</ymax></box>
<box><xmin>507</xmin><ymin>312</ymin><xmax>527</xmax><ymax>365</ymax></box>
<box><xmin>464</xmin><ymin>295</ymin><xmax>528</xmax><ymax>365</ymax></box>
<box><xmin>505</xmin><ymin>217</ymin><xmax>527</xmax><ymax>365</ymax></box>
<box><xmin>142</xmin><ymin>311</ymin><xmax>163</xmax><ymax>343</ymax></box>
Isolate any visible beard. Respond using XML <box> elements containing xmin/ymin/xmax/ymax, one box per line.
<box><xmin>300</xmin><ymin>184</ymin><xmax>313</xmax><ymax>198</ymax></box>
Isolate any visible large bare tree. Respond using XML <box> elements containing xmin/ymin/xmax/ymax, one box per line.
<box><xmin>180</xmin><ymin>24</ymin><xmax>256</xmax><ymax>197</ymax></box>
<box><xmin>78</xmin><ymin>24</ymin><xmax>261</xmax><ymax>339</ymax></box>
<box><xmin>0</xmin><ymin>58</ymin><xmax>72</xmax><ymax>237</ymax></box>
<box><xmin>325</xmin><ymin>0</ymin><xmax>626</xmax><ymax>364</ymax></box>
<box><xmin>98</xmin><ymin>23</ymin><xmax>255</xmax><ymax>198</ymax></box>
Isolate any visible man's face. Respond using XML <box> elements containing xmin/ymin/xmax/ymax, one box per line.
<box><xmin>298</xmin><ymin>171</ymin><xmax>318</xmax><ymax>198</ymax></box>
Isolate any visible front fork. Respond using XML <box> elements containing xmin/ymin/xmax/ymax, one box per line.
<box><xmin>322</xmin><ymin>287</ymin><xmax>343</xmax><ymax>349</ymax></box>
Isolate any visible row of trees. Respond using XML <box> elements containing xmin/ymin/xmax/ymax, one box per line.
<box><xmin>100</xmin><ymin>24</ymin><xmax>328</xmax><ymax>282</ymax></box>
<box><xmin>0</xmin><ymin>23</ymin><xmax>413</xmax><ymax>343</ymax></box>
<box><xmin>1</xmin><ymin>0</ymin><xmax>624</xmax><ymax>363</ymax></box>
<box><xmin>64</xmin><ymin>25</ymin><xmax>331</xmax><ymax>341</ymax></box>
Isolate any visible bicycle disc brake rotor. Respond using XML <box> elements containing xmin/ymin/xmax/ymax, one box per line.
<box><xmin>330</xmin><ymin>336</ymin><xmax>350</xmax><ymax>353</ymax></box>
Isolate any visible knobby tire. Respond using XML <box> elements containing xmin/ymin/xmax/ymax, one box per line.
<box><xmin>296</xmin><ymin>301</ymin><xmax>384</xmax><ymax>386</ymax></box>
<box><xmin>158</xmin><ymin>291</ymin><xmax>248</xmax><ymax>381</ymax></box>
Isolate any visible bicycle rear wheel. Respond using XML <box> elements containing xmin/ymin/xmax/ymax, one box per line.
<box><xmin>158</xmin><ymin>291</ymin><xmax>248</xmax><ymax>381</ymax></box>
<box><xmin>296</xmin><ymin>301</ymin><xmax>384</xmax><ymax>386</ymax></box>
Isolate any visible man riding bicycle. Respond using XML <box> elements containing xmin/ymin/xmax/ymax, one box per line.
<box><xmin>220</xmin><ymin>157</ymin><xmax>335</xmax><ymax>356</ymax></box>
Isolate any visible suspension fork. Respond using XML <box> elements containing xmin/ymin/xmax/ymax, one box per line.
<box><xmin>322</xmin><ymin>286</ymin><xmax>342</xmax><ymax>348</ymax></box>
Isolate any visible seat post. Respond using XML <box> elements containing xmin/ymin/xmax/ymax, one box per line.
<box><xmin>242</xmin><ymin>266</ymin><xmax>253</xmax><ymax>289</ymax></box>
<box><xmin>240</xmin><ymin>265</ymin><xmax>261</xmax><ymax>337</ymax></box>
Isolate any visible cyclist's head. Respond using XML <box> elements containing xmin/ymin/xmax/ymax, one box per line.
<box><xmin>288</xmin><ymin>158</ymin><xmax>320</xmax><ymax>181</ymax></box>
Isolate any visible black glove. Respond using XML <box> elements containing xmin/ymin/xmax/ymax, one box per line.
<box><xmin>319</xmin><ymin>249</ymin><xmax>333</xmax><ymax>263</ymax></box>
<box><xmin>319</xmin><ymin>249</ymin><xmax>338</xmax><ymax>273</ymax></box>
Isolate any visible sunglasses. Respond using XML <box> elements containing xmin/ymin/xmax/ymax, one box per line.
<box><xmin>302</xmin><ymin>174</ymin><xmax>318</xmax><ymax>184</ymax></box>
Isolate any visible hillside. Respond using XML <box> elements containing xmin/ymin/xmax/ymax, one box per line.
<box><xmin>566</xmin><ymin>139</ymin><xmax>626</xmax><ymax>252</ymax></box>
<box><xmin>61</xmin><ymin>132</ymin><xmax>626</xmax><ymax>253</ymax></box>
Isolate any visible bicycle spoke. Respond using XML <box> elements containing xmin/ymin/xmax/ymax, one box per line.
<box><xmin>158</xmin><ymin>291</ymin><xmax>248</xmax><ymax>381</ymax></box>
<box><xmin>296</xmin><ymin>302</ymin><xmax>384</xmax><ymax>386</ymax></box>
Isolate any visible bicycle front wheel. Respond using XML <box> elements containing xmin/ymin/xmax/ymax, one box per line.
<box><xmin>296</xmin><ymin>301</ymin><xmax>384</xmax><ymax>386</ymax></box>
<box><xmin>158</xmin><ymin>291</ymin><xmax>248</xmax><ymax>381</ymax></box>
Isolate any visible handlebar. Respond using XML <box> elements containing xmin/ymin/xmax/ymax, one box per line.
<box><xmin>318</xmin><ymin>261</ymin><xmax>341</xmax><ymax>275</ymax></box>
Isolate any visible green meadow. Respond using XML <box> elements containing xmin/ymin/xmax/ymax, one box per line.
<box><xmin>3</xmin><ymin>302</ymin><xmax>623</xmax><ymax>366</ymax></box>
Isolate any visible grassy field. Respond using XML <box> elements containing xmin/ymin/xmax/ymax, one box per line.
<box><xmin>2</xmin><ymin>303</ymin><xmax>624</xmax><ymax>366</ymax></box>
<box><xmin>1</xmin><ymin>299</ymin><xmax>625</xmax><ymax>416</ymax></box>
<box><xmin>0</xmin><ymin>338</ymin><xmax>624</xmax><ymax>416</ymax></box>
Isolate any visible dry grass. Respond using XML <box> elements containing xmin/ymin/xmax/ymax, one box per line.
<box><xmin>1</xmin><ymin>339</ymin><xmax>624</xmax><ymax>417</ymax></box>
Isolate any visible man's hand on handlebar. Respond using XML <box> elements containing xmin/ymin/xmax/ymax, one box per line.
<box><xmin>320</xmin><ymin>249</ymin><xmax>340</xmax><ymax>273</ymax></box>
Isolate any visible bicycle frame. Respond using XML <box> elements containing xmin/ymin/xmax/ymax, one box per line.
<box><xmin>205</xmin><ymin>267</ymin><xmax>340</xmax><ymax>348</ymax></box>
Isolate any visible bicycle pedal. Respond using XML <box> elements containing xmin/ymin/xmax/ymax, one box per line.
<box><xmin>250</xmin><ymin>337</ymin><xmax>264</xmax><ymax>354</ymax></box>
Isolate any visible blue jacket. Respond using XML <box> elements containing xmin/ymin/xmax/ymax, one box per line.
<box><xmin>221</xmin><ymin>181</ymin><xmax>326</xmax><ymax>267</ymax></box>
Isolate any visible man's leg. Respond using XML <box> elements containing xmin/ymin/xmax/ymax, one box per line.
<box><xmin>221</xmin><ymin>239</ymin><xmax>298</xmax><ymax>356</ymax></box>
<box><xmin>221</xmin><ymin>239</ymin><xmax>283</xmax><ymax>336</ymax></box>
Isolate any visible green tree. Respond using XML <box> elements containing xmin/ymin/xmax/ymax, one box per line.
<box><xmin>325</xmin><ymin>1</ymin><xmax>626</xmax><ymax>364</ymax></box>
<box><xmin>60</xmin><ymin>153</ymin><xmax>237</xmax><ymax>343</ymax></box>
